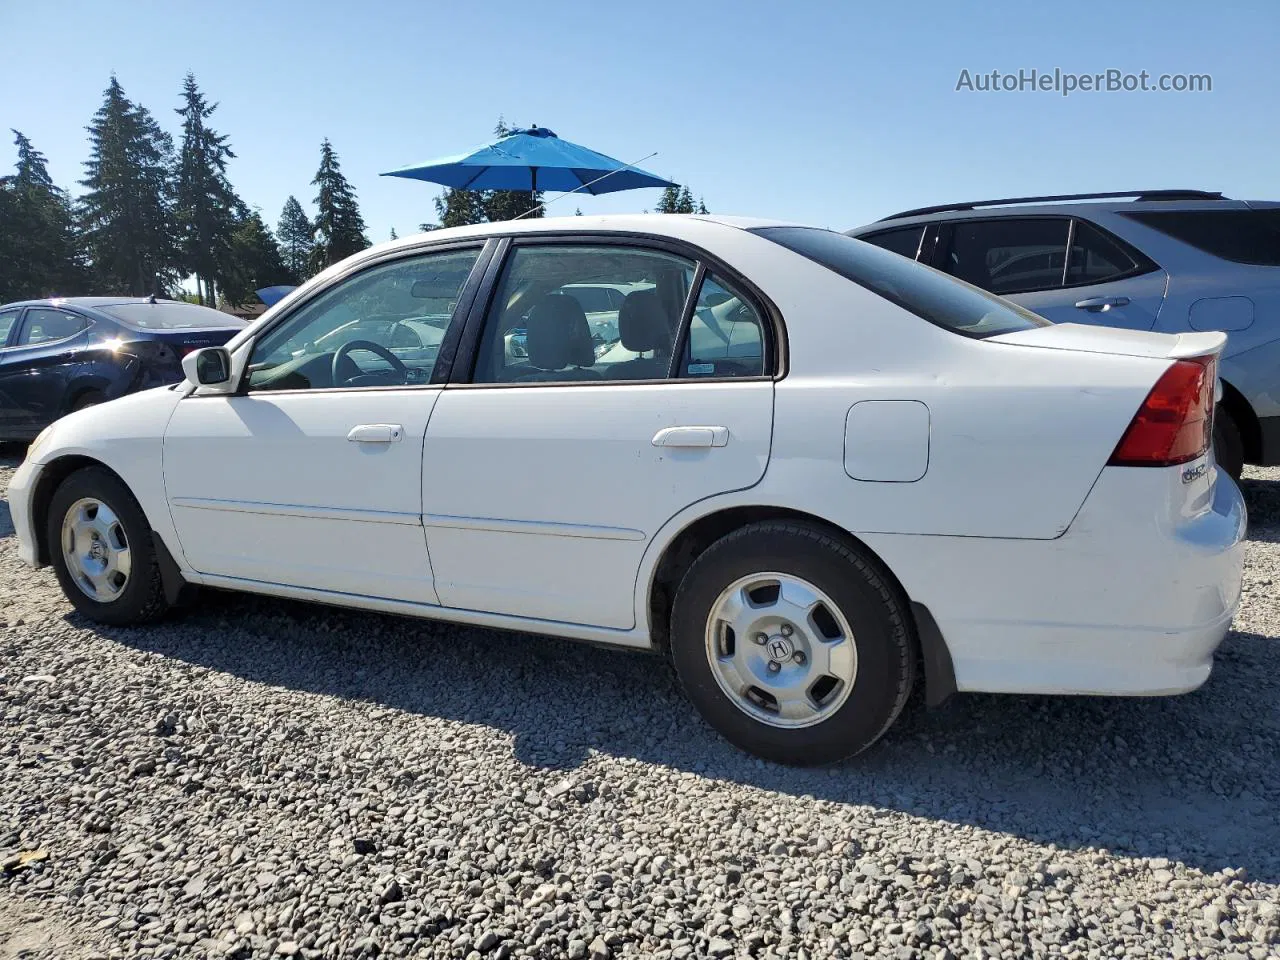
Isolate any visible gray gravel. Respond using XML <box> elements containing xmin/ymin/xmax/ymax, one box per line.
<box><xmin>1</xmin><ymin>445</ymin><xmax>1278</xmax><ymax>960</ymax></box>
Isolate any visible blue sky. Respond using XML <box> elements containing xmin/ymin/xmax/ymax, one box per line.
<box><xmin>2</xmin><ymin>0</ymin><xmax>1277</xmax><ymax>241</ymax></box>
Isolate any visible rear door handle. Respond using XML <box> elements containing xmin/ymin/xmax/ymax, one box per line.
<box><xmin>347</xmin><ymin>423</ymin><xmax>403</xmax><ymax>443</ymax></box>
<box><xmin>652</xmin><ymin>426</ymin><xmax>729</xmax><ymax>448</ymax></box>
<box><xmin>1074</xmin><ymin>295</ymin><xmax>1131</xmax><ymax>312</ymax></box>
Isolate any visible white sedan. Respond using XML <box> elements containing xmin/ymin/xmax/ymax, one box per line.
<box><xmin>8</xmin><ymin>215</ymin><xmax>1246</xmax><ymax>765</ymax></box>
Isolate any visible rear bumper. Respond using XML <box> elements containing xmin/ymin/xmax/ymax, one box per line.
<box><xmin>866</xmin><ymin>462</ymin><xmax>1247</xmax><ymax>697</ymax></box>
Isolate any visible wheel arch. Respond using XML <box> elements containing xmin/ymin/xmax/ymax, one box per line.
<box><xmin>1218</xmin><ymin>376</ymin><xmax>1261</xmax><ymax>465</ymax></box>
<box><xmin>642</xmin><ymin>502</ymin><xmax>955</xmax><ymax>705</ymax></box>
<box><xmin>31</xmin><ymin>455</ymin><xmax>133</xmax><ymax>566</ymax></box>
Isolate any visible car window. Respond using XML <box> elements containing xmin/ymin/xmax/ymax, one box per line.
<box><xmin>1119</xmin><ymin>209</ymin><xmax>1280</xmax><ymax>266</ymax></box>
<box><xmin>473</xmin><ymin>244</ymin><xmax>696</xmax><ymax>384</ymax></box>
<box><xmin>752</xmin><ymin>226</ymin><xmax>1049</xmax><ymax>338</ymax></box>
<box><xmin>858</xmin><ymin>225</ymin><xmax>925</xmax><ymax>260</ymax></box>
<box><xmin>0</xmin><ymin>309</ymin><xmax>19</xmax><ymax>345</ymax></box>
<box><xmin>562</xmin><ymin>286</ymin><xmax>615</xmax><ymax>314</ymax></box>
<box><xmin>680</xmin><ymin>274</ymin><xmax>766</xmax><ymax>378</ymax></box>
<box><xmin>1067</xmin><ymin>220</ymin><xmax>1143</xmax><ymax>285</ymax></box>
<box><xmin>942</xmin><ymin>218</ymin><xmax>1071</xmax><ymax>294</ymax></box>
<box><xmin>18</xmin><ymin>308</ymin><xmax>87</xmax><ymax>345</ymax></box>
<box><xmin>245</xmin><ymin>247</ymin><xmax>481</xmax><ymax>392</ymax></box>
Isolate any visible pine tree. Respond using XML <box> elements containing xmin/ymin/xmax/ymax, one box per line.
<box><xmin>389</xmin><ymin>227</ymin><xmax>398</xmax><ymax>241</ymax></box>
<box><xmin>432</xmin><ymin>188</ymin><xmax>486</xmax><ymax>228</ymax></box>
<box><xmin>310</xmin><ymin>139</ymin><xmax>368</xmax><ymax>272</ymax></box>
<box><xmin>654</xmin><ymin>184</ymin><xmax>700</xmax><ymax>214</ymax></box>
<box><xmin>0</xmin><ymin>131</ymin><xmax>87</xmax><ymax>300</ymax></box>
<box><xmin>174</xmin><ymin>73</ymin><xmax>240</xmax><ymax>308</ymax></box>
<box><xmin>276</xmin><ymin>195</ymin><xmax>313</xmax><ymax>283</ymax></box>
<box><xmin>696</xmin><ymin>197</ymin><xmax>709</xmax><ymax>215</ymax></box>
<box><xmin>79</xmin><ymin>76</ymin><xmax>177</xmax><ymax>295</ymax></box>
<box><xmin>221</xmin><ymin>209</ymin><xmax>289</xmax><ymax>306</ymax></box>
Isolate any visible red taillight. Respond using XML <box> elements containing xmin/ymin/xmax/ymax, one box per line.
<box><xmin>1109</xmin><ymin>355</ymin><xmax>1216</xmax><ymax>467</ymax></box>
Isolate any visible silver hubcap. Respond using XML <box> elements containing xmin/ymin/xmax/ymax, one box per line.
<box><xmin>61</xmin><ymin>498</ymin><xmax>131</xmax><ymax>602</ymax></box>
<box><xmin>705</xmin><ymin>572</ymin><xmax>857</xmax><ymax>729</ymax></box>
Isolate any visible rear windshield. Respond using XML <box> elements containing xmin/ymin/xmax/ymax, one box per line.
<box><xmin>1119</xmin><ymin>209</ymin><xmax>1280</xmax><ymax>266</ymax></box>
<box><xmin>97</xmin><ymin>301</ymin><xmax>247</xmax><ymax>329</ymax></box>
<box><xmin>751</xmin><ymin>226</ymin><xmax>1049</xmax><ymax>338</ymax></box>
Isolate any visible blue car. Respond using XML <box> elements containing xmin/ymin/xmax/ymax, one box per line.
<box><xmin>0</xmin><ymin>297</ymin><xmax>245</xmax><ymax>441</ymax></box>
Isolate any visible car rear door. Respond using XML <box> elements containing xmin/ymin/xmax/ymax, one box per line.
<box><xmin>420</xmin><ymin>238</ymin><xmax>776</xmax><ymax>630</ymax></box>
<box><xmin>0</xmin><ymin>307</ymin><xmax>90</xmax><ymax>434</ymax></box>
<box><xmin>933</xmin><ymin>216</ymin><xmax>1168</xmax><ymax>330</ymax></box>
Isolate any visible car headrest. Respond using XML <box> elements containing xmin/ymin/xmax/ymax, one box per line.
<box><xmin>618</xmin><ymin>290</ymin><xmax>672</xmax><ymax>353</ymax></box>
<box><xmin>525</xmin><ymin>293</ymin><xmax>595</xmax><ymax>370</ymax></box>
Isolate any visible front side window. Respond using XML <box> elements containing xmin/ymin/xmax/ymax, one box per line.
<box><xmin>473</xmin><ymin>244</ymin><xmax>696</xmax><ymax>384</ymax></box>
<box><xmin>753</xmin><ymin>226</ymin><xmax>1049</xmax><ymax>338</ymax></box>
<box><xmin>858</xmin><ymin>225</ymin><xmax>925</xmax><ymax>260</ymax></box>
<box><xmin>942</xmin><ymin>218</ymin><xmax>1071</xmax><ymax>294</ymax></box>
<box><xmin>18</xmin><ymin>308</ymin><xmax>87</xmax><ymax>345</ymax></box>
<box><xmin>245</xmin><ymin>247</ymin><xmax>481</xmax><ymax>392</ymax></box>
<box><xmin>0</xmin><ymin>309</ymin><xmax>19</xmax><ymax>345</ymax></box>
<box><xmin>680</xmin><ymin>274</ymin><xmax>766</xmax><ymax>378</ymax></box>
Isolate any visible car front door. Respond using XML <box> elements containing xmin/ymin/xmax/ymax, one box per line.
<box><xmin>0</xmin><ymin>307</ymin><xmax>90</xmax><ymax>435</ymax></box>
<box><xmin>933</xmin><ymin>216</ymin><xmax>1168</xmax><ymax>330</ymax></box>
<box><xmin>161</xmin><ymin>243</ymin><xmax>489</xmax><ymax>603</ymax></box>
<box><xmin>421</xmin><ymin>239</ymin><xmax>777</xmax><ymax>630</ymax></box>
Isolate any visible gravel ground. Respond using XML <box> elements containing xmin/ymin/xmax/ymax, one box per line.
<box><xmin>1</xmin><ymin>447</ymin><xmax>1277</xmax><ymax>960</ymax></box>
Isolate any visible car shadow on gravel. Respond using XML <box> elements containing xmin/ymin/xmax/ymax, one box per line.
<box><xmin>5</xmin><ymin>461</ymin><xmax>1280</xmax><ymax>885</ymax></box>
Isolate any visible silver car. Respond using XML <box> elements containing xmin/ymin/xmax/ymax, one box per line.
<box><xmin>847</xmin><ymin>190</ymin><xmax>1280</xmax><ymax>479</ymax></box>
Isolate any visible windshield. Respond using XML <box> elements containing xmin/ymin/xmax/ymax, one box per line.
<box><xmin>752</xmin><ymin>226</ymin><xmax>1050</xmax><ymax>338</ymax></box>
<box><xmin>97</xmin><ymin>301</ymin><xmax>247</xmax><ymax>329</ymax></box>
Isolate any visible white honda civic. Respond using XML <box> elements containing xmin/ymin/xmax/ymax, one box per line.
<box><xmin>8</xmin><ymin>215</ymin><xmax>1246</xmax><ymax>764</ymax></box>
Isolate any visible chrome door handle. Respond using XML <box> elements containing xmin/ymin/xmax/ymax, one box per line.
<box><xmin>1074</xmin><ymin>295</ymin><xmax>1131</xmax><ymax>312</ymax></box>
<box><xmin>347</xmin><ymin>423</ymin><xmax>403</xmax><ymax>443</ymax></box>
<box><xmin>652</xmin><ymin>426</ymin><xmax>729</xmax><ymax>448</ymax></box>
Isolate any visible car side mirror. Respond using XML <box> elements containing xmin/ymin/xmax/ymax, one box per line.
<box><xmin>182</xmin><ymin>346</ymin><xmax>232</xmax><ymax>387</ymax></box>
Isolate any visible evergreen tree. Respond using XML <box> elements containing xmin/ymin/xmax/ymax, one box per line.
<box><xmin>389</xmin><ymin>227</ymin><xmax>398</xmax><ymax>241</ymax></box>
<box><xmin>696</xmin><ymin>197</ymin><xmax>709</xmax><ymax>215</ymax></box>
<box><xmin>276</xmin><ymin>195</ymin><xmax>313</xmax><ymax>282</ymax></box>
<box><xmin>174</xmin><ymin>73</ymin><xmax>240</xmax><ymax>308</ymax></box>
<box><xmin>432</xmin><ymin>188</ymin><xmax>486</xmax><ymax>228</ymax></box>
<box><xmin>0</xmin><ymin>131</ymin><xmax>87</xmax><ymax>300</ymax></box>
<box><xmin>655</xmin><ymin>184</ymin><xmax>699</xmax><ymax>214</ymax></box>
<box><xmin>309</xmin><ymin>139</ymin><xmax>368</xmax><ymax>272</ymax></box>
<box><xmin>79</xmin><ymin>76</ymin><xmax>177</xmax><ymax>295</ymax></box>
<box><xmin>221</xmin><ymin>208</ymin><xmax>289</xmax><ymax>306</ymax></box>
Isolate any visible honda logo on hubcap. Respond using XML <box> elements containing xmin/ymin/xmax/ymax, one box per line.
<box><xmin>766</xmin><ymin>636</ymin><xmax>794</xmax><ymax>663</ymax></box>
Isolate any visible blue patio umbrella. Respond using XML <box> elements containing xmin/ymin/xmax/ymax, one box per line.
<box><xmin>380</xmin><ymin>126</ymin><xmax>676</xmax><ymax>196</ymax></box>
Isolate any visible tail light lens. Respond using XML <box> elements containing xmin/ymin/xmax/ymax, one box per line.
<box><xmin>1109</xmin><ymin>355</ymin><xmax>1216</xmax><ymax>467</ymax></box>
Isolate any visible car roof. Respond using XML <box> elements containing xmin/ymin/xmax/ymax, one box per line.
<box><xmin>849</xmin><ymin>192</ymin><xmax>1275</xmax><ymax>232</ymax></box>
<box><xmin>0</xmin><ymin>296</ymin><xmax>224</xmax><ymax>311</ymax></box>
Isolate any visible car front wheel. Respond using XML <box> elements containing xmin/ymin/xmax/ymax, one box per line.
<box><xmin>47</xmin><ymin>466</ymin><xmax>171</xmax><ymax>625</ymax></box>
<box><xmin>669</xmin><ymin>520</ymin><xmax>915</xmax><ymax>765</ymax></box>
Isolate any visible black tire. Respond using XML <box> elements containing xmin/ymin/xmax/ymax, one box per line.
<box><xmin>669</xmin><ymin>520</ymin><xmax>915</xmax><ymax>765</ymax></box>
<box><xmin>47</xmin><ymin>467</ymin><xmax>171</xmax><ymax>626</ymax></box>
<box><xmin>70</xmin><ymin>390</ymin><xmax>105</xmax><ymax>413</ymax></box>
<box><xmin>1214</xmin><ymin>409</ymin><xmax>1244</xmax><ymax>483</ymax></box>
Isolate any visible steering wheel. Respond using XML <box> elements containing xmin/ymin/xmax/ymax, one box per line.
<box><xmin>331</xmin><ymin>339</ymin><xmax>409</xmax><ymax>387</ymax></box>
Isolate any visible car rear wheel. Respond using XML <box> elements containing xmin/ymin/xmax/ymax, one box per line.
<box><xmin>1213</xmin><ymin>409</ymin><xmax>1244</xmax><ymax>483</ymax></box>
<box><xmin>47</xmin><ymin>467</ymin><xmax>171</xmax><ymax>625</ymax></box>
<box><xmin>669</xmin><ymin>520</ymin><xmax>915</xmax><ymax>765</ymax></box>
<box><xmin>71</xmin><ymin>390</ymin><xmax>105</xmax><ymax>412</ymax></box>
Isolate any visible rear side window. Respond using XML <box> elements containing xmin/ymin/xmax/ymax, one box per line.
<box><xmin>943</xmin><ymin>218</ymin><xmax>1071</xmax><ymax>294</ymax></box>
<box><xmin>680</xmin><ymin>274</ymin><xmax>766</xmax><ymax>378</ymax></box>
<box><xmin>18</xmin><ymin>308</ymin><xmax>87</xmax><ymax>345</ymax></box>
<box><xmin>753</xmin><ymin>226</ymin><xmax>1048</xmax><ymax>338</ymax></box>
<box><xmin>0</xmin><ymin>308</ymin><xmax>19</xmax><ymax>344</ymax></box>
<box><xmin>1120</xmin><ymin>209</ymin><xmax>1280</xmax><ymax>265</ymax></box>
<box><xmin>857</xmin><ymin>225</ymin><xmax>924</xmax><ymax>260</ymax></box>
<box><xmin>1067</xmin><ymin>220</ymin><xmax>1144</xmax><ymax>285</ymax></box>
